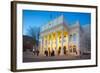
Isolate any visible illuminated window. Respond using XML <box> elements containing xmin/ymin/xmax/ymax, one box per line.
<box><xmin>64</xmin><ymin>35</ymin><xmax>66</xmax><ymax>37</ymax></box>
<box><xmin>59</xmin><ymin>36</ymin><xmax>61</xmax><ymax>39</ymax></box>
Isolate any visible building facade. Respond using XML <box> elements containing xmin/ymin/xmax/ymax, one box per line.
<box><xmin>39</xmin><ymin>15</ymin><xmax>90</xmax><ymax>56</ymax></box>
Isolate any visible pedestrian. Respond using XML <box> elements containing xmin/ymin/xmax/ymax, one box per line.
<box><xmin>51</xmin><ymin>50</ymin><xmax>55</xmax><ymax>56</ymax></box>
<box><xmin>37</xmin><ymin>50</ymin><xmax>39</xmax><ymax>56</ymax></box>
<box><xmin>44</xmin><ymin>50</ymin><xmax>48</xmax><ymax>56</ymax></box>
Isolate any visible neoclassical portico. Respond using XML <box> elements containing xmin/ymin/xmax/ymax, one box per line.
<box><xmin>39</xmin><ymin>15</ymin><xmax>81</xmax><ymax>56</ymax></box>
<box><xmin>39</xmin><ymin>30</ymin><xmax>69</xmax><ymax>56</ymax></box>
<box><xmin>39</xmin><ymin>15</ymin><xmax>69</xmax><ymax>56</ymax></box>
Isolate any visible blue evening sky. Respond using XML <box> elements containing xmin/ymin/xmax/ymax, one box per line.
<box><xmin>23</xmin><ymin>10</ymin><xmax>91</xmax><ymax>35</ymax></box>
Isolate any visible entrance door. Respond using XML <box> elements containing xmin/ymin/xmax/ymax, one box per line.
<box><xmin>63</xmin><ymin>46</ymin><xmax>66</xmax><ymax>55</ymax></box>
<box><xmin>73</xmin><ymin>45</ymin><xmax>77</xmax><ymax>54</ymax></box>
<box><xmin>48</xmin><ymin>48</ymin><xmax>50</xmax><ymax>56</ymax></box>
<box><xmin>58</xmin><ymin>47</ymin><xmax>61</xmax><ymax>55</ymax></box>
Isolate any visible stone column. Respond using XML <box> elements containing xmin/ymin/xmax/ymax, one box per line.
<box><xmin>48</xmin><ymin>35</ymin><xmax>50</xmax><ymax>56</ymax></box>
<box><xmin>39</xmin><ymin>38</ymin><xmax>41</xmax><ymax>55</ymax></box>
<box><xmin>55</xmin><ymin>32</ymin><xmax>58</xmax><ymax>56</ymax></box>
<box><xmin>51</xmin><ymin>34</ymin><xmax>52</xmax><ymax>51</ymax></box>
<box><xmin>40</xmin><ymin>37</ymin><xmax>44</xmax><ymax>56</ymax></box>
<box><xmin>42</xmin><ymin>37</ymin><xmax>44</xmax><ymax>55</ymax></box>
<box><xmin>46</xmin><ymin>36</ymin><xmax>48</xmax><ymax>50</ymax></box>
<box><xmin>61</xmin><ymin>32</ymin><xmax>64</xmax><ymax>55</ymax></box>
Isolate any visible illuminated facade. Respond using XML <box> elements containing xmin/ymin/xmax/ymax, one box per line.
<box><xmin>39</xmin><ymin>15</ymin><xmax>90</xmax><ymax>56</ymax></box>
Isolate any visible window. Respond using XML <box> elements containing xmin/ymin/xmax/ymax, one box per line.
<box><xmin>64</xmin><ymin>35</ymin><xmax>66</xmax><ymax>37</ymax></box>
<box><xmin>59</xmin><ymin>36</ymin><xmax>61</xmax><ymax>39</ymax></box>
<box><xmin>73</xmin><ymin>45</ymin><xmax>76</xmax><ymax>52</ymax></box>
<box><xmin>73</xmin><ymin>48</ymin><xmax>76</xmax><ymax>52</ymax></box>
<box><xmin>73</xmin><ymin>33</ymin><xmax>77</xmax><ymax>41</ymax></box>
<box><xmin>69</xmin><ymin>35</ymin><xmax>72</xmax><ymax>41</ymax></box>
<box><xmin>63</xmin><ymin>39</ymin><xmax>66</xmax><ymax>42</ymax></box>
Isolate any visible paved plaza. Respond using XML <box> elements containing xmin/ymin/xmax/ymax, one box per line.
<box><xmin>23</xmin><ymin>51</ymin><xmax>91</xmax><ymax>62</ymax></box>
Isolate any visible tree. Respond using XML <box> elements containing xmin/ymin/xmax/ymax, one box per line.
<box><xmin>27</xmin><ymin>26</ymin><xmax>40</xmax><ymax>46</ymax></box>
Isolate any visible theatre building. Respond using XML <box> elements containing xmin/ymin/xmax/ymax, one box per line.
<box><xmin>39</xmin><ymin>15</ymin><xmax>90</xmax><ymax>56</ymax></box>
